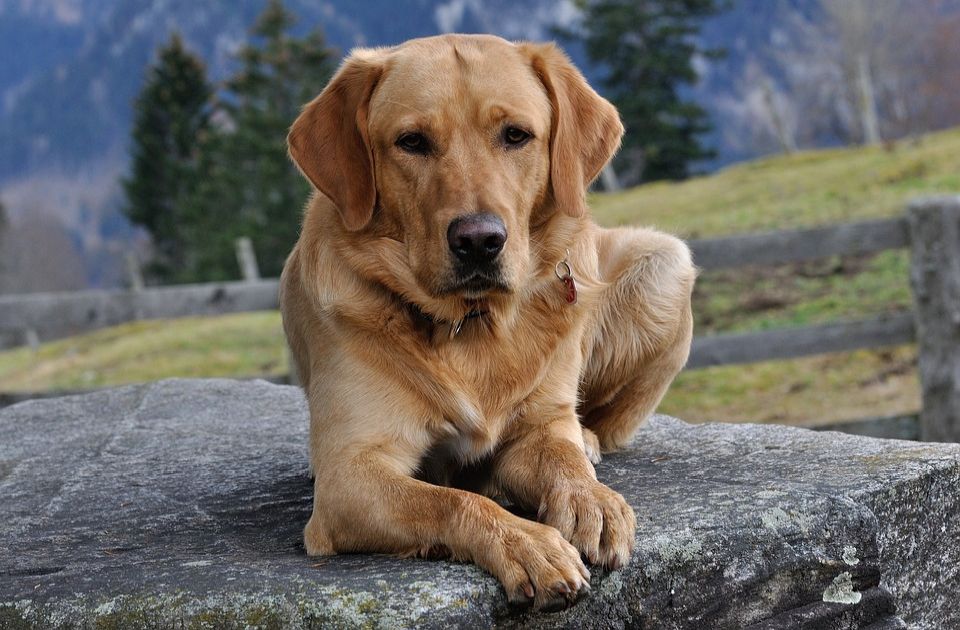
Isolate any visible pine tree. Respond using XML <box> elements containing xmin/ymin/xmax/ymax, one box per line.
<box><xmin>179</xmin><ymin>0</ymin><xmax>337</xmax><ymax>281</ymax></box>
<box><xmin>122</xmin><ymin>33</ymin><xmax>212</xmax><ymax>282</ymax></box>
<box><xmin>568</xmin><ymin>0</ymin><xmax>726</xmax><ymax>183</ymax></box>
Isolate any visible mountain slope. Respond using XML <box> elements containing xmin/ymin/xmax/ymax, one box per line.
<box><xmin>0</xmin><ymin>0</ymin><xmax>585</xmax><ymax>181</ymax></box>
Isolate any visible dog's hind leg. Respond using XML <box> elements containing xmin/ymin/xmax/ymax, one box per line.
<box><xmin>579</xmin><ymin>227</ymin><xmax>696</xmax><ymax>452</ymax></box>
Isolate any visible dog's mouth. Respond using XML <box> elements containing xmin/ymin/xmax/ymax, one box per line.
<box><xmin>439</xmin><ymin>271</ymin><xmax>510</xmax><ymax>297</ymax></box>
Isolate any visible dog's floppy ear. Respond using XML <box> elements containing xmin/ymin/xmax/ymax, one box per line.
<box><xmin>522</xmin><ymin>43</ymin><xmax>623</xmax><ymax>218</ymax></box>
<box><xmin>288</xmin><ymin>51</ymin><xmax>384</xmax><ymax>231</ymax></box>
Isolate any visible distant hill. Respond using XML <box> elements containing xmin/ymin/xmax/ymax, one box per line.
<box><xmin>0</xmin><ymin>0</ymin><xmax>598</xmax><ymax>181</ymax></box>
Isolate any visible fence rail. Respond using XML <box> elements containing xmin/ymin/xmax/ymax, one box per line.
<box><xmin>0</xmin><ymin>280</ymin><xmax>279</xmax><ymax>347</ymax></box>
<box><xmin>687</xmin><ymin>313</ymin><xmax>916</xmax><ymax>369</ymax></box>
<box><xmin>4</xmin><ymin>197</ymin><xmax>960</xmax><ymax>440</ymax></box>
<box><xmin>688</xmin><ymin>216</ymin><xmax>910</xmax><ymax>270</ymax></box>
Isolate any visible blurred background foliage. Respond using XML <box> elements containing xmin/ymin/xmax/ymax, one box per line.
<box><xmin>123</xmin><ymin>1</ymin><xmax>336</xmax><ymax>283</ymax></box>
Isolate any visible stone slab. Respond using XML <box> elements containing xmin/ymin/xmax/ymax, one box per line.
<box><xmin>1</xmin><ymin>379</ymin><xmax>958</xmax><ymax>629</ymax></box>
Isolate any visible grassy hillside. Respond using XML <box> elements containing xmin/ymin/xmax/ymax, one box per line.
<box><xmin>5</xmin><ymin>127</ymin><xmax>960</xmax><ymax>423</ymax></box>
<box><xmin>0</xmin><ymin>313</ymin><xmax>288</xmax><ymax>392</ymax></box>
<box><xmin>594</xmin><ymin>129</ymin><xmax>960</xmax><ymax>237</ymax></box>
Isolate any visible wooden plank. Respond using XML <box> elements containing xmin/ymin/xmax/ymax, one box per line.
<box><xmin>689</xmin><ymin>217</ymin><xmax>909</xmax><ymax>271</ymax></box>
<box><xmin>907</xmin><ymin>196</ymin><xmax>960</xmax><ymax>442</ymax></box>
<box><xmin>687</xmin><ymin>313</ymin><xmax>916</xmax><ymax>369</ymax></box>
<box><xmin>0</xmin><ymin>280</ymin><xmax>279</xmax><ymax>348</ymax></box>
<box><xmin>813</xmin><ymin>414</ymin><xmax>920</xmax><ymax>441</ymax></box>
<box><xmin>0</xmin><ymin>214</ymin><xmax>916</xmax><ymax>359</ymax></box>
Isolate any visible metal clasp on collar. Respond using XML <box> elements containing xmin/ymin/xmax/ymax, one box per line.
<box><xmin>449</xmin><ymin>303</ymin><xmax>485</xmax><ymax>340</ymax></box>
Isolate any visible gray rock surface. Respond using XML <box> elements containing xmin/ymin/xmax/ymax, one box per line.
<box><xmin>1</xmin><ymin>378</ymin><xmax>958</xmax><ymax>629</ymax></box>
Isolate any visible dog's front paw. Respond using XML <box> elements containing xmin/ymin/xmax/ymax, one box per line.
<box><xmin>484</xmin><ymin>517</ymin><xmax>591</xmax><ymax>612</ymax></box>
<box><xmin>538</xmin><ymin>481</ymin><xmax>635</xmax><ymax>569</ymax></box>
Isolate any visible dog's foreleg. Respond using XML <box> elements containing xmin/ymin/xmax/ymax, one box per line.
<box><xmin>307</xmin><ymin>441</ymin><xmax>591</xmax><ymax>610</ymax></box>
<box><xmin>494</xmin><ymin>400</ymin><xmax>636</xmax><ymax>569</ymax></box>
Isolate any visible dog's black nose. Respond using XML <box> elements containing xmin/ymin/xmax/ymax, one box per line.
<box><xmin>447</xmin><ymin>214</ymin><xmax>507</xmax><ymax>265</ymax></box>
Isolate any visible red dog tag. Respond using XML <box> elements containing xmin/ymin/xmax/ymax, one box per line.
<box><xmin>562</xmin><ymin>274</ymin><xmax>578</xmax><ymax>304</ymax></box>
<box><xmin>555</xmin><ymin>255</ymin><xmax>578</xmax><ymax>305</ymax></box>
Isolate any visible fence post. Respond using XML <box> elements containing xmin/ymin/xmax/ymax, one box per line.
<box><xmin>235</xmin><ymin>237</ymin><xmax>261</xmax><ymax>282</ymax></box>
<box><xmin>125</xmin><ymin>252</ymin><xmax>144</xmax><ymax>292</ymax></box>
<box><xmin>907</xmin><ymin>196</ymin><xmax>960</xmax><ymax>442</ymax></box>
<box><xmin>125</xmin><ymin>252</ymin><xmax>145</xmax><ymax>321</ymax></box>
<box><xmin>599</xmin><ymin>164</ymin><xmax>621</xmax><ymax>192</ymax></box>
<box><xmin>24</xmin><ymin>328</ymin><xmax>40</xmax><ymax>351</ymax></box>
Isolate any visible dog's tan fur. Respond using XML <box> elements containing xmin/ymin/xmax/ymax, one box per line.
<box><xmin>280</xmin><ymin>34</ymin><xmax>695</xmax><ymax>610</ymax></box>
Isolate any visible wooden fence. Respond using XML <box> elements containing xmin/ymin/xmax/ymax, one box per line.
<box><xmin>686</xmin><ymin>215</ymin><xmax>915</xmax><ymax>369</ymax></box>
<box><xmin>3</xmin><ymin>197</ymin><xmax>960</xmax><ymax>440</ymax></box>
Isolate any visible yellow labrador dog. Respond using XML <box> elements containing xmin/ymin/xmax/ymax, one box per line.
<box><xmin>281</xmin><ymin>34</ymin><xmax>695</xmax><ymax>610</ymax></box>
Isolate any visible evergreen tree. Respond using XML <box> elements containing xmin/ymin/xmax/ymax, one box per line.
<box><xmin>568</xmin><ymin>0</ymin><xmax>726</xmax><ymax>183</ymax></box>
<box><xmin>122</xmin><ymin>33</ymin><xmax>212</xmax><ymax>282</ymax></box>
<box><xmin>179</xmin><ymin>0</ymin><xmax>336</xmax><ymax>280</ymax></box>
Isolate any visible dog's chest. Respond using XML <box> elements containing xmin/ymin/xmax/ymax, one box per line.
<box><xmin>460</xmin><ymin>319</ymin><xmax>566</xmax><ymax>388</ymax></box>
<box><xmin>438</xmin><ymin>300</ymin><xmax>583</xmax><ymax>432</ymax></box>
<box><xmin>426</xmin><ymin>330</ymin><xmax>573</xmax><ymax>468</ymax></box>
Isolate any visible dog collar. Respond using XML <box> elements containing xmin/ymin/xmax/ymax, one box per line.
<box><xmin>406</xmin><ymin>302</ymin><xmax>488</xmax><ymax>341</ymax></box>
<box><xmin>448</xmin><ymin>307</ymin><xmax>486</xmax><ymax>339</ymax></box>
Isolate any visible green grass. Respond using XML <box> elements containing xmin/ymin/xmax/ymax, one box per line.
<box><xmin>5</xmin><ymin>128</ymin><xmax>960</xmax><ymax>424</ymax></box>
<box><xmin>0</xmin><ymin>312</ymin><xmax>286</xmax><ymax>392</ymax></box>
<box><xmin>583</xmin><ymin>130</ymin><xmax>959</xmax><ymax>424</ymax></box>
<box><xmin>588</xmin><ymin>128</ymin><xmax>960</xmax><ymax>238</ymax></box>
<box><xmin>662</xmin><ymin>346</ymin><xmax>920</xmax><ymax>426</ymax></box>
<box><xmin>691</xmin><ymin>250</ymin><xmax>911</xmax><ymax>335</ymax></box>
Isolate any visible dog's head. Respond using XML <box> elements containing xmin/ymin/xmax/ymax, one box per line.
<box><xmin>289</xmin><ymin>35</ymin><xmax>622</xmax><ymax>309</ymax></box>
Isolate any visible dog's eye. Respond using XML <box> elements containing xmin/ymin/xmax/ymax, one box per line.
<box><xmin>503</xmin><ymin>126</ymin><xmax>532</xmax><ymax>147</ymax></box>
<box><xmin>396</xmin><ymin>132</ymin><xmax>430</xmax><ymax>155</ymax></box>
